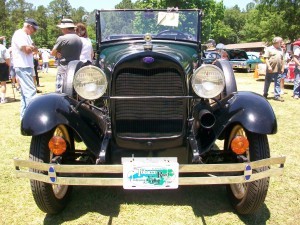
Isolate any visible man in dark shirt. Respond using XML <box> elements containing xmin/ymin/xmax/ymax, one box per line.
<box><xmin>51</xmin><ymin>18</ymin><xmax>82</xmax><ymax>93</ymax></box>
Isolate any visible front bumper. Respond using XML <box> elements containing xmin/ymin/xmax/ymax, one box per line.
<box><xmin>14</xmin><ymin>156</ymin><xmax>286</xmax><ymax>186</ymax></box>
<box><xmin>232</xmin><ymin>64</ymin><xmax>247</xmax><ymax>69</ymax></box>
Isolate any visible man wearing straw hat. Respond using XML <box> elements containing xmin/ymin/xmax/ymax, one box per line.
<box><xmin>51</xmin><ymin>18</ymin><xmax>82</xmax><ymax>93</ymax></box>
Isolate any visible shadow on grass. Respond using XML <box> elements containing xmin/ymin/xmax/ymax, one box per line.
<box><xmin>43</xmin><ymin>185</ymin><xmax>270</xmax><ymax>224</ymax></box>
<box><xmin>6</xmin><ymin>97</ymin><xmax>20</xmax><ymax>103</ymax></box>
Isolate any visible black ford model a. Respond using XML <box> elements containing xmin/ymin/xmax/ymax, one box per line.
<box><xmin>14</xmin><ymin>9</ymin><xmax>285</xmax><ymax>215</ymax></box>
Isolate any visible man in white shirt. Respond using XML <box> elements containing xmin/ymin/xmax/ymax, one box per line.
<box><xmin>11</xmin><ymin>18</ymin><xmax>39</xmax><ymax>119</ymax></box>
<box><xmin>41</xmin><ymin>50</ymin><xmax>50</xmax><ymax>73</ymax></box>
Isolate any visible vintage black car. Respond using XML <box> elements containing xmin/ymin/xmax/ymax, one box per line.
<box><xmin>14</xmin><ymin>9</ymin><xmax>285</xmax><ymax>215</ymax></box>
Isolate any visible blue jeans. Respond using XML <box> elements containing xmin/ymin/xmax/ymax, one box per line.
<box><xmin>263</xmin><ymin>72</ymin><xmax>281</xmax><ymax>98</ymax></box>
<box><xmin>293</xmin><ymin>67</ymin><xmax>300</xmax><ymax>97</ymax></box>
<box><xmin>281</xmin><ymin>68</ymin><xmax>288</xmax><ymax>79</ymax></box>
<box><xmin>15</xmin><ymin>67</ymin><xmax>36</xmax><ymax>119</ymax></box>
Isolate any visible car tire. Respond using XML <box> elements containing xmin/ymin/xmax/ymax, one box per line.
<box><xmin>29</xmin><ymin>125</ymin><xmax>74</xmax><ymax>214</ymax></box>
<box><xmin>225</xmin><ymin>125</ymin><xmax>270</xmax><ymax>214</ymax></box>
<box><xmin>63</xmin><ymin>60</ymin><xmax>83</xmax><ymax>97</ymax></box>
<box><xmin>214</xmin><ymin>60</ymin><xmax>237</xmax><ymax>97</ymax></box>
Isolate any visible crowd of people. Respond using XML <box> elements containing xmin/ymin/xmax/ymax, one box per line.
<box><xmin>1</xmin><ymin>17</ymin><xmax>299</xmax><ymax>119</ymax></box>
<box><xmin>0</xmin><ymin>17</ymin><xmax>93</xmax><ymax>120</ymax></box>
<box><xmin>262</xmin><ymin>36</ymin><xmax>300</xmax><ymax>102</ymax></box>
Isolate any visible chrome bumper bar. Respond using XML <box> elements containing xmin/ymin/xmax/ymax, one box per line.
<box><xmin>14</xmin><ymin>156</ymin><xmax>285</xmax><ymax>186</ymax></box>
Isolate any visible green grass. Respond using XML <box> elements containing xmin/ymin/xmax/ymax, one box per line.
<box><xmin>0</xmin><ymin>70</ymin><xmax>299</xmax><ymax>225</ymax></box>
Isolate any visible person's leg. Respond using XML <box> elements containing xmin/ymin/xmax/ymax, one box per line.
<box><xmin>46</xmin><ymin>62</ymin><xmax>49</xmax><ymax>73</ymax></box>
<box><xmin>42</xmin><ymin>62</ymin><xmax>46</xmax><ymax>73</ymax></box>
<box><xmin>34</xmin><ymin>60</ymin><xmax>40</xmax><ymax>86</ymax></box>
<box><xmin>10</xmin><ymin>66</ymin><xmax>20</xmax><ymax>90</ymax></box>
<box><xmin>280</xmin><ymin>68</ymin><xmax>288</xmax><ymax>94</ymax></box>
<box><xmin>274</xmin><ymin>73</ymin><xmax>281</xmax><ymax>98</ymax></box>
<box><xmin>15</xmin><ymin>67</ymin><xmax>36</xmax><ymax>118</ymax></box>
<box><xmin>0</xmin><ymin>81</ymin><xmax>6</xmax><ymax>103</ymax></box>
<box><xmin>55</xmin><ymin>65</ymin><xmax>67</xmax><ymax>93</ymax></box>
<box><xmin>293</xmin><ymin>69</ymin><xmax>300</xmax><ymax>99</ymax></box>
<box><xmin>0</xmin><ymin>63</ymin><xmax>9</xmax><ymax>103</ymax></box>
<box><xmin>263</xmin><ymin>73</ymin><xmax>273</xmax><ymax>97</ymax></box>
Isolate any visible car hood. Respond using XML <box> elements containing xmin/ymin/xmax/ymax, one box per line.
<box><xmin>99</xmin><ymin>42</ymin><xmax>198</xmax><ymax>73</ymax></box>
<box><xmin>225</xmin><ymin>49</ymin><xmax>249</xmax><ymax>60</ymax></box>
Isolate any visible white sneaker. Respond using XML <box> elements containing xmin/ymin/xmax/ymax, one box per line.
<box><xmin>280</xmin><ymin>91</ymin><xmax>284</xmax><ymax>95</ymax></box>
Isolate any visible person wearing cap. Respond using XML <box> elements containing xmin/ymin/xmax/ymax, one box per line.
<box><xmin>51</xmin><ymin>18</ymin><xmax>82</xmax><ymax>93</ymax></box>
<box><xmin>263</xmin><ymin>36</ymin><xmax>284</xmax><ymax>102</ymax></box>
<box><xmin>11</xmin><ymin>18</ymin><xmax>39</xmax><ymax>118</ymax></box>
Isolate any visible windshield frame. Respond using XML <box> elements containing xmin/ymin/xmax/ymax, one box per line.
<box><xmin>96</xmin><ymin>9</ymin><xmax>202</xmax><ymax>45</ymax></box>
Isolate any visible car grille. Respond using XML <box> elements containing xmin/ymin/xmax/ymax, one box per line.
<box><xmin>113</xmin><ymin>68</ymin><xmax>186</xmax><ymax>137</ymax></box>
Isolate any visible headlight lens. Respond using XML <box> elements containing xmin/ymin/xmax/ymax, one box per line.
<box><xmin>191</xmin><ymin>64</ymin><xmax>225</xmax><ymax>98</ymax></box>
<box><xmin>73</xmin><ymin>65</ymin><xmax>107</xmax><ymax>100</ymax></box>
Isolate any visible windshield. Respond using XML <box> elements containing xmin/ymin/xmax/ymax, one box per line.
<box><xmin>98</xmin><ymin>10</ymin><xmax>200</xmax><ymax>42</ymax></box>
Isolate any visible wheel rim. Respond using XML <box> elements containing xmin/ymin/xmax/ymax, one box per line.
<box><xmin>51</xmin><ymin>125</ymin><xmax>70</xmax><ymax>199</ymax></box>
<box><xmin>228</xmin><ymin>125</ymin><xmax>250</xmax><ymax>200</ymax></box>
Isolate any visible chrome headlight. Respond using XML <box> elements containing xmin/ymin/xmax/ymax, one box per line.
<box><xmin>191</xmin><ymin>65</ymin><xmax>225</xmax><ymax>98</ymax></box>
<box><xmin>73</xmin><ymin>65</ymin><xmax>108</xmax><ymax>100</ymax></box>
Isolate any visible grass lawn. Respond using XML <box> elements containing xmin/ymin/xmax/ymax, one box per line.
<box><xmin>0</xmin><ymin>69</ymin><xmax>299</xmax><ymax>225</ymax></box>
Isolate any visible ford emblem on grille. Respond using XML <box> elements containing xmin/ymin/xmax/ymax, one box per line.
<box><xmin>143</xmin><ymin>57</ymin><xmax>155</xmax><ymax>63</ymax></box>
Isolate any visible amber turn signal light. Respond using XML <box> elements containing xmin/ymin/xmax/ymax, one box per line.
<box><xmin>48</xmin><ymin>136</ymin><xmax>67</xmax><ymax>155</ymax></box>
<box><xmin>231</xmin><ymin>135</ymin><xmax>249</xmax><ymax>155</ymax></box>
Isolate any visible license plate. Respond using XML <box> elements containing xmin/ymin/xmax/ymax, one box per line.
<box><xmin>122</xmin><ymin>157</ymin><xmax>179</xmax><ymax>189</ymax></box>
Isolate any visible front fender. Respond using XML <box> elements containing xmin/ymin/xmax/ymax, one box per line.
<box><xmin>218</xmin><ymin>91</ymin><xmax>277</xmax><ymax>134</ymax></box>
<box><xmin>21</xmin><ymin>93</ymin><xmax>105</xmax><ymax>154</ymax></box>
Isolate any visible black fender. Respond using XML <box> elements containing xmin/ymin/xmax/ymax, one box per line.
<box><xmin>63</xmin><ymin>60</ymin><xmax>83</xmax><ymax>96</ymax></box>
<box><xmin>21</xmin><ymin>93</ymin><xmax>106</xmax><ymax>155</ymax></box>
<box><xmin>215</xmin><ymin>60</ymin><xmax>237</xmax><ymax>97</ymax></box>
<box><xmin>218</xmin><ymin>91</ymin><xmax>277</xmax><ymax>135</ymax></box>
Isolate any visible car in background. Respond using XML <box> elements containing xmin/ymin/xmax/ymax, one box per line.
<box><xmin>202</xmin><ymin>51</ymin><xmax>221</xmax><ymax>64</ymax></box>
<box><xmin>257</xmin><ymin>63</ymin><xmax>266</xmax><ymax>76</ymax></box>
<box><xmin>225</xmin><ymin>49</ymin><xmax>262</xmax><ymax>73</ymax></box>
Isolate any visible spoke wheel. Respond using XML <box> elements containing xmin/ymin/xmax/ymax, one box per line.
<box><xmin>29</xmin><ymin>125</ymin><xmax>74</xmax><ymax>214</ymax></box>
<box><xmin>225</xmin><ymin>125</ymin><xmax>270</xmax><ymax>214</ymax></box>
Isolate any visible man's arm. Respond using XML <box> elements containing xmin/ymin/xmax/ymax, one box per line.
<box><xmin>20</xmin><ymin>45</ymin><xmax>36</xmax><ymax>54</ymax></box>
<box><xmin>5</xmin><ymin>58</ymin><xmax>10</xmax><ymax>67</ymax></box>
<box><xmin>294</xmin><ymin>55</ymin><xmax>300</xmax><ymax>67</ymax></box>
<box><xmin>51</xmin><ymin>48</ymin><xmax>57</xmax><ymax>57</ymax></box>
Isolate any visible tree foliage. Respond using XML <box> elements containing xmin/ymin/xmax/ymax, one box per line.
<box><xmin>1</xmin><ymin>0</ymin><xmax>300</xmax><ymax>49</ymax></box>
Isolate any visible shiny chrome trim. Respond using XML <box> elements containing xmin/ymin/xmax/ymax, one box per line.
<box><xmin>14</xmin><ymin>156</ymin><xmax>285</xmax><ymax>186</ymax></box>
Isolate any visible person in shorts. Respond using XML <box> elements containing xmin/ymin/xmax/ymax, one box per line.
<box><xmin>0</xmin><ymin>41</ymin><xmax>10</xmax><ymax>103</ymax></box>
